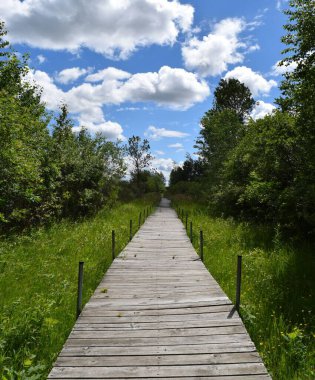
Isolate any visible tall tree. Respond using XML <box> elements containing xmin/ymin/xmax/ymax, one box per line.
<box><xmin>127</xmin><ymin>135</ymin><xmax>153</xmax><ymax>191</ymax></box>
<box><xmin>213</xmin><ymin>78</ymin><xmax>255</xmax><ymax>122</ymax></box>
<box><xmin>195</xmin><ymin>109</ymin><xmax>244</xmax><ymax>188</ymax></box>
<box><xmin>276</xmin><ymin>0</ymin><xmax>315</xmax><ymax>232</ymax></box>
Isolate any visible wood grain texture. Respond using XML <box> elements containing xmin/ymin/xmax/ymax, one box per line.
<box><xmin>48</xmin><ymin>198</ymin><xmax>271</xmax><ymax>379</ymax></box>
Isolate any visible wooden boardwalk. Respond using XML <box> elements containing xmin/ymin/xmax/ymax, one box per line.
<box><xmin>49</xmin><ymin>198</ymin><xmax>271</xmax><ymax>379</ymax></box>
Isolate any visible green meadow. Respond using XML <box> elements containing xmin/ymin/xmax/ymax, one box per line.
<box><xmin>173</xmin><ymin>199</ymin><xmax>314</xmax><ymax>380</ymax></box>
<box><xmin>0</xmin><ymin>198</ymin><xmax>157</xmax><ymax>379</ymax></box>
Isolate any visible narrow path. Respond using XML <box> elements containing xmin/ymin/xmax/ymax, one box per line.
<box><xmin>49</xmin><ymin>198</ymin><xmax>271</xmax><ymax>379</ymax></box>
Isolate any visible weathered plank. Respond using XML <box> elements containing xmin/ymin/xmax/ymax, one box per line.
<box><xmin>48</xmin><ymin>198</ymin><xmax>271</xmax><ymax>379</ymax></box>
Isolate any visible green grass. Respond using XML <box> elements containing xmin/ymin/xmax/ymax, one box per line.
<box><xmin>174</xmin><ymin>199</ymin><xmax>314</xmax><ymax>380</ymax></box>
<box><xmin>0</xmin><ymin>197</ymin><xmax>158</xmax><ymax>379</ymax></box>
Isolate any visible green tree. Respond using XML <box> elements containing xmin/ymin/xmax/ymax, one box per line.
<box><xmin>195</xmin><ymin>109</ymin><xmax>244</xmax><ymax>189</ymax></box>
<box><xmin>0</xmin><ymin>22</ymin><xmax>50</xmax><ymax>228</ymax></box>
<box><xmin>276</xmin><ymin>0</ymin><xmax>315</xmax><ymax>232</ymax></box>
<box><xmin>213</xmin><ymin>78</ymin><xmax>255</xmax><ymax>122</ymax></box>
<box><xmin>218</xmin><ymin>112</ymin><xmax>300</xmax><ymax>225</ymax></box>
<box><xmin>127</xmin><ymin>135</ymin><xmax>153</xmax><ymax>193</ymax></box>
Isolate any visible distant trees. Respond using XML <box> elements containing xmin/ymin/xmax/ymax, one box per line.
<box><xmin>126</xmin><ymin>135</ymin><xmax>165</xmax><ymax>197</ymax></box>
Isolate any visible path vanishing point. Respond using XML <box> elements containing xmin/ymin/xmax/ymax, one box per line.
<box><xmin>49</xmin><ymin>198</ymin><xmax>271</xmax><ymax>379</ymax></box>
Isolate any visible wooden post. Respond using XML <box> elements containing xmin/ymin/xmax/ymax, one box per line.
<box><xmin>185</xmin><ymin>212</ymin><xmax>188</xmax><ymax>230</ymax></box>
<box><xmin>200</xmin><ymin>230</ymin><xmax>204</xmax><ymax>262</ymax></box>
<box><xmin>190</xmin><ymin>221</ymin><xmax>193</xmax><ymax>243</ymax></box>
<box><xmin>236</xmin><ymin>255</ymin><xmax>242</xmax><ymax>312</ymax></box>
<box><xmin>76</xmin><ymin>261</ymin><xmax>84</xmax><ymax>319</ymax></box>
<box><xmin>181</xmin><ymin>209</ymin><xmax>184</xmax><ymax>221</ymax></box>
<box><xmin>138</xmin><ymin>212</ymin><xmax>142</xmax><ymax>229</ymax></box>
<box><xmin>111</xmin><ymin>230</ymin><xmax>115</xmax><ymax>260</ymax></box>
<box><xmin>129</xmin><ymin>219</ymin><xmax>133</xmax><ymax>241</ymax></box>
<box><xmin>178</xmin><ymin>207</ymin><xmax>180</xmax><ymax>217</ymax></box>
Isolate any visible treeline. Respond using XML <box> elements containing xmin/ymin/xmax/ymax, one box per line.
<box><xmin>0</xmin><ymin>22</ymin><xmax>164</xmax><ymax>232</ymax></box>
<box><xmin>169</xmin><ymin>0</ymin><xmax>315</xmax><ymax>237</ymax></box>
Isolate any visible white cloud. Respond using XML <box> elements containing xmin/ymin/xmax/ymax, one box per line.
<box><xmin>251</xmin><ymin>101</ymin><xmax>276</xmax><ymax>120</ymax></box>
<box><xmin>37</xmin><ymin>54</ymin><xmax>46</xmax><ymax>64</ymax></box>
<box><xmin>26</xmin><ymin>65</ymin><xmax>208</xmax><ymax>139</ymax></box>
<box><xmin>224</xmin><ymin>66</ymin><xmax>277</xmax><ymax>96</ymax></box>
<box><xmin>168</xmin><ymin>143</ymin><xmax>183</xmax><ymax>149</ymax></box>
<box><xmin>56</xmin><ymin>67</ymin><xmax>90</xmax><ymax>84</ymax></box>
<box><xmin>182</xmin><ymin>18</ymin><xmax>258</xmax><ymax>77</ymax></box>
<box><xmin>119</xmin><ymin>66</ymin><xmax>210</xmax><ymax>109</ymax></box>
<box><xmin>155</xmin><ymin>150</ymin><xmax>165</xmax><ymax>156</ymax></box>
<box><xmin>73</xmin><ymin>120</ymin><xmax>124</xmax><ymax>140</ymax></box>
<box><xmin>145</xmin><ymin>126</ymin><xmax>189</xmax><ymax>140</ymax></box>
<box><xmin>86</xmin><ymin>67</ymin><xmax>131</xmax><ymax>83</ymax></box>
<box><xmin>271</xmin><ymin>60</ymin><xmax>297</xmax><ymax>76</ymax></box>
<box><xmin>27</xmin><ymin>69</ymin><xmax>124</xmax><ymax>140</ymax></box>
<box><xmin>1</xmin><ymin>0</ymin><xmax>194</xmax><ymax>60</ymax></box>
<box><xmin>152</xmin><ymin>157</ymin><xmax>176</xmax><ymax>182</ymax></box>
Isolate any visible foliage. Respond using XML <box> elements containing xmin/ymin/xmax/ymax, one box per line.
<box><xmin>127</xmin><ymin>135</ymin><xmax>153</xmax><ymax>192</ymax></box>
<box><xmin>169</xmin><ymin>0</ymin><xmax>315</xmax><ymax>236</ymax></box>
<box><xmin>0</xmin><ymin>199</ymin><xmax>159</xmax><ymax>378</ymax></box>
<box><xmin>0</xmin><ymin>22</ymin><xmax>126</xmax><ymax>231</ymax></box>
<box><xmin>173</xmin><ymin>199</ymin><xmax>315</xmax><ymax>379</ymax></box>
<box><xmin>169</xmin><ymin>155</ymin><xmax>205</xmax><ymax>187</ymax></box>
<box><xmin>195</xmin><ymin>109</ymin><xmax>244</xmax><ymax>190</ymax></box>
<box><xmin>213</xmin><ymin>78</ymin><xmax>255</xmax><ymax>122</ymax></box>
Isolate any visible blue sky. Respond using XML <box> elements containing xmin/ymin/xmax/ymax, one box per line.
<box><xmin>1</xmin><ymin>0</ymin><xmax>294</xmax><ymax>179</ymax></box>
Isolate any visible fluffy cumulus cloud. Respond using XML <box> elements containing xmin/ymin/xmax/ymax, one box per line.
<box><xmin>120</xmin><ymin>66</ymin><xmax>209</xmax><ymax>109</ymax></box>
<box><xmin>27</xmin><ymin>69</ymin><xmax>125</xmax><ymax>139</ymax></box>
<box><xmin>72</xmin><ymin>121</ymin><xmax>124</xmax><ymax>140</ymax></box>
<box><xmin>56</xmin><ymin>67</ymin><xmax>90</xmax><ymax>84</ymax></box>
<box><xmin>224</xmin><ymin>66</ymin><xmax>277</xmax><ymax>96</ymax></box>
<box><xmin>152</xmin><ymin>157</ymin><xmax>176</xmax><ymax>182</ymax></box>
<box><xmin>145</xmin><ymin>126</ymin><xmax>189</xmax><ymax>140</ymax></box>
<box><xmin>251</xmin><ymin>100</ymin><xmax>276</xmax><ymax>120</ymax></box>
<box><xmin>1</xmin><ymin>0</ymin><xmax>194</xmax><ymax>59</ymax></box>
<box><xmin>182</xmin><ymin>18</ymin><xmax>257</xmax><ymax>77</ymax></box>
<box><xmin>271</xmin><ymin>60</ymin><xmax>297</xmax><ymax>76</ymax></box>
<box><xmin>26</xmin><ymin>65</ymin><xmax>208</xmax><ymax>139</ymax></box>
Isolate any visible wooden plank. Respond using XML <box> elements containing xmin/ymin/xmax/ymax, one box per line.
<box><xmin>60</xmin><ymin>342</ymin><xmax>257</xmax><ymax>357</ymax></box>
<box><xmin>49</xmin><ymin>363</ymin><xmax>268</xmax><ymax>378</ymax></box>
<box><xmin>55</xmin><ymin>352</ymin><xmax>263</xmax><ymax>366</ymax></box>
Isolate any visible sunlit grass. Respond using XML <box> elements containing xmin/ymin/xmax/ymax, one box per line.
<box><xmin>173</xmin><ymin>199</ymin><xmax>315</xmax><ymax>380</ymax></box>
<box><xmin>0</xmin><ymin>197</ymin><xmax>158</xmax><ymax>378</ymax></box>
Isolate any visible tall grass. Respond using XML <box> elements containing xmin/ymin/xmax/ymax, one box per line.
<box><xmin>0</xmin><ymin>197</ymin><xmax>158</xmax><ymax>379</ymax></box>
<box><xmin>174</xmin><ymin>199</ymin><xmax>314</xmax><ymax>380</ymax></box>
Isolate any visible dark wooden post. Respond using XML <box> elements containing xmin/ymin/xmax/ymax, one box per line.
<box><xmin>76</xmin><ymin>261</ymin><xmax>84</xmax><ymax>319</ymax></box>
<box><xmin>200</xmin><ymin>230</ymin><xmax>204</xmax><ymax>262</ymax></box>
<box><xmin>129</xmin><ymin>219</ymin><xmax>133</xmax><ymax>241</ymax></box>
<box><xmin>181</xmin><ymin>209</ymin><xmax>184</xmax><ymax>221</ymax></box>
<box><xmin>190</xmin><ymin>221</ymin><xmax>193</xmax><ymax>243</ymax></box>
<box><xmin>138</xmin><ymin>212</ymin><xmax>142</xmax><ymax>229</ymax></box>
<box><xmin>112</xmin><ymin>230</ymin><xmax>115</xmax><ymax>260</ymax></box>
<box><xmin>236</xmin><ymin>255</ymin><xmax>242</xmax><ymax>312</ymax></box>
<box><xmin>185</xmin><ymin>212</ymin><xmax>188</xmax><ymax>230</ymax></box>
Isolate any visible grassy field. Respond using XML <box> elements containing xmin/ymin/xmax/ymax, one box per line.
<box><xmin>173</xmin><ymin>199</ymin><xmax>314</xmax><ymax>380</ymax></box>
<box><xmin>0</xmin><ymin>197</ymin><xmax>158</xmax><ymax>379</ymax></box>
